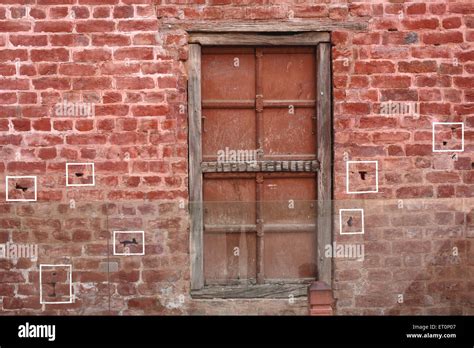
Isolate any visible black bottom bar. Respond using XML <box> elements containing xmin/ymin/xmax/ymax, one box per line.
<box><xmin>0</xmin><ymin>316</ymin><xmax>473</xmax><ymax>346</ymax></box>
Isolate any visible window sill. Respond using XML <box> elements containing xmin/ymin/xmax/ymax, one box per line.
<box><xmin>190</xmin><ymin>282</ymin><xmax>310</xmax><ymax>299</ymax></box>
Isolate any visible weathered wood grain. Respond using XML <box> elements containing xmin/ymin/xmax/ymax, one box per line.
<box><xmin>188</xmin><ymin>44</ymin><xmax>204</xmax><ymax>290</ymax></box>
<box><xmin>316</xmin><ymin>42</ymin><xmax>333</xmax><ymax>285</ymax></box>
<box><xmin>201</xmin><ymin>160</ymin><xmax>320</xmax><ymax>173</ymax></box>
<box><xmin>189</xmin><ymin>32</ymin><xmax>330</xmax><ymax>45</ymax></box>
<box><xmin>191</xmin><ymin>283</ymin><xmax>310</xmax><ymax>299</ymax></box>
<box><xmin>163</xmin><ymin>20</ymin><xmax>368</xmax><ymax>33</ymax></box>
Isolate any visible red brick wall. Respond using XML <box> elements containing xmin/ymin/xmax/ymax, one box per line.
<box><xmin>0</xmin><ymin>0</ymin><xmax>473</xmax><ymax>315</ymax></box>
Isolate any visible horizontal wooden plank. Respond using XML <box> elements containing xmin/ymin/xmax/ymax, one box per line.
<box><xmin>205</xmin><ymin>224</ymin><xmax>257</xmax><ymax>233</ymax></box>
<box><xmin>201</xmin><ymin>160</ymin><xmax>320</xmax><ymax>173</ymax></box>
<box><xmin>204</xmin><ymin>223</ymin><xmax>317</xmax><ymax>234</ymax></box>
<box><xmin>202</xmin><ymin>99</ymin><xmax>255</xmax><ymax>109</ymax></box>
<box><xmin>189</xmin><ymin>32</ymin><xmax>330</xmax><ymax>45</ymax></box>
<box><xmin>263</xmin><ymin>100</ymin><xmax>315</xmax><ymax>108</ymax></box>
<box><xmin>190</xmin><ymin>283</ymin><xmax>310</xmax><ymax>299</ymax></box>
<box><xmin>203</xmin><ymin>172</ymin><xmax>316</xmax><ymax>179</ymax></box>
<box><xmin>202</xmin><ymin>99</ymin><xmax>315</xmax><ymax>109</ymax></box>
<box><xmin>164</xmin><ymin>20</ymin><xmax>368</xmax><ymax>33</ymax></box>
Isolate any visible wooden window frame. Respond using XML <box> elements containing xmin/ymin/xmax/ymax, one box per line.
<box><xmin>187</xmin><ymin>31</ymin><xmax>333</xmax><ymax>298</ymax></box>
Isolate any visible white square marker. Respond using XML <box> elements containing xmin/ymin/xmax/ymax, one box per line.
<box><xmin>5</xmin><ymin>176</ymin><xmax>37</xmax><ymax>202</ymax></box>
<box><xmin>66</xmin><ymin>162</ymin><xmax>95</xmax><ymax>187</ymax></box>
<box><xmin>39</xmin><ymin>264</ymin><xmax>73</xmax><ymax>304</ymax></box>
<box><xmin>346</xmin><ymin>160</ymin><xmax>379</xmax><ymax>194</ymax></box>
<box><xmin>113</xmin><ymin>231</ymin><xmax>145</xmax><ymax>256</ymax></box>
<box><xmin>339</xmin><ymin>209</ymin><xmax>365</xmax><ymax>235</ymax></box>
<box><xmin>432</xmin><ymin>122</ymin><xmax>464</xmax><ymax>152</ymax></box>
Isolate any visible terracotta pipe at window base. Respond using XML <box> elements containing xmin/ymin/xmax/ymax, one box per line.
<box><xmin>308</xmin><ymin>281</ymin><xmax>335</xmax><ymax>316</ymax></box>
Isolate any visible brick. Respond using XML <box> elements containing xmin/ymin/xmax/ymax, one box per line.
<box><xmin>50</xmin><ymin>34</ymin><xmax>90</xmax><ymax>46</ymax></box>
<box><xmin>113</xmin><ymin>6</ymin><xmax>134</xmax><ymax>18</ymax></box>
<box><xmin>58</xmin><ymin>63</ymin><xmax>97</xmax><ymax>76</ymax></box>
<box><xmin>73</xmin><ymin>49</ymin><xmax>112</xmax><ymax>62</ymax></box>
<box><xmin>353</xmin><ymin>33</ymin><xmax>380</xmax><ymax>45</ymax></box>
<box><xmin>392</xmin><ymin>214</ymin><xmax>432</xmax><ymax>226</ymax></box>
<box><xmin>115</xmin><ymin>77</ymin><xmax>154</xmax><ymax>89</ymax></box>
<box><xmin>7</xmin><ymin>161</ymin><xmax>46</xmax><ymax>173</ymax></box>
<box><xmin>32</xmin><ymin>118</ymin><xmax>51</xmax><ymax>131</ymax></box>
<box><xmin>341</xmin><ymin>102</ymin><xmax>369</xmax><ymax>115</ymax></box>
<box><xmin>72</xmin><ymin>6</ymin><xmax>90</xmax><ymax>19</ymax></box>
<box><xmin>75</xmin><ymin>119</ymin><xmax>94</xmax><ymax>131</ymax></box>
<box><xmin>114</xmin><ymin>47</ymin><xmax>153</xmax><ymax>60</ymax></box>
<box><xmin>34</xmin><ymin>21</ymin><xmax>73</xmax><ymax>32</ymax></box>
<box><xmin>454</xmin><ymin>77</ymin><xmax>474</xmax><ymax>89</ymax></box>
<box><xmin>33</xmin><ymin>77</ymin><xmax>70</xmax><ymax>90</ymax></box>
<box><xmin>372</xmin><ymin>132</ymin><xmax>410</xmax><ymax>143</ymax></box>
<box><xmin>406</xmin><ymin>144</ymin><xmax>432</xmax><ymax>156</ymax></box>
<box><xmin>0</xmin><ymin>49</ymin><xmax>27</xmax><ymax>62</ymax></box>
<box><xmin>426</xmin><ymin>172</ymin><xmax>461</xmax><ymax>184</ymax></box>
<box><xmin>92</xmin><ymin>7</ymin><xmax>111</xmax><ymax>18</ymax></box>
<box><xmin>31</xmin><ymin>48</ymin><xmax>69</xmax><ymax>62</ymax></box>
<box><xmin>402</xmin><ymin>19</ymin><xmax>439</xmax><ymax>30</ymax></box>
<box><xmin>382</xmin><ymin>32</ymin><xmax>418</xmax><ymax>45</ymax></box>
<box><xmin>354</xmin><ymin>61</ymin><xmax>395</xmax><ymax>75</ymax></box>
<box><xmin>407</xmin><ymin>3</ymin><xmax>426</xmax><ymax>15</ymax></box>
<box><xmin>92</xmin><ymin>34</ymin><xmax>131</xmax><ymax>46</ymax></box>
<box><xmin>10</xmin><ymin>35</ymin><xmax>48</xmax><ymax>47</ymax></box>
<box><xmin>398</xmin><ymin>60</ymin><xmax>437</xmax><ymax>73</ymax></box>
<box><xmin>131</xmin><ymin>105</ymin><xmax>169</xmax><ymax>116</ymax></box>
<box><xmin>0</xmin><ymin>21</ymin><xmax>30</xmax><ymax>32</ymax></box>
<box><xmin>0</xmin><ymin>92</ymin><xmax>17</xmax><ymax>104</ymax></box>
<box><xmin>66</xmin><ymin>134</ymin><xmax>107</xmax><ymax>145</ymax></box>
<box><xmin>392</xmin><ymin>241</ymin><xmax>431</xmax><ymax>253</ymax></box>
<box><xmin>76</xmin><ymin>20</ymin><xmax>115</xmax><ymax>32</ymax></box>
<box><xmin>443</xmin><ymin>17</ymin><xmax>462</xmax><ymax>29</ymax></box>
<box><xmin>38</xmin><ymin>147</ymin><xmax>57</xmax><ymax>160</ymax></box>
<box><xmin>371</xmin><ymin>75</ymin><xmax>411</xmax><ymax>88</ymax></box>
<box><xmin>94</xmin><ymin>105</ymin><xmax>129</xmax><ymax>116</ymax></box>
<box><xmin>423</xmin><ymin>32</ymin><xmax>464</xmax><ymax>44</ymax></box>
<box><xmin>0</xmin><ymin>64</ymin><xmax>15</xmax><ymax>76</ymax></box>
<box><xmin>449</xmin><ymin>3</ymin><xmax>474</xmax><ymax>14</ymax></box>
<box><xmin>396</xmin><ymin>186</ymin><xmax>434</xmax><ymax>198</ymax></box>
<box><xmin>38</xmin><ymin>63</ymin><xmax>58</xmax><ymax>75</ymax></box>
<box><xmin>79</xmin><ymin>0</ymin><xmax>118</xmax><ymax>4</ymax></box>
<box><xmin>117</xmin><ymin>20</ymin><xmax>157</xmax><ymax>32</ymax></box>
<box><xmin>29</xmin><ymin>8</ymin><xmax>46</xmax><ymax>19</ymax></box>
<box><xmin>73</xmin><ymin>77</ymin><xmax>112</xmax><ymax>90</ymax></box>
<box><xmin>381</xmin><ymin>89</ymin><xmax>418</xmax><ymax>101</ymax></box>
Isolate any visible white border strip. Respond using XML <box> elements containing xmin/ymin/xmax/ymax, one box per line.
<box><xmin>66</xmin><ymin>163</ymin><xmax>95</xmax><ymax>187</ymax></box>
<box><xmin>339</xmin><ymin>208</ymin><xmax>365</xmax><ymax>235</ymax></box>
<box><xmin>5</xmin><ymin>176</ymin><xmax>37</xmax><ymax>202</ymax></box>
<box><xmin>432</xmin><ymin>122</ymin><xmax>464</xmax><ymax>152</ymax></box>
<box><xmin>39</xmin><ymin>264</ymin><xmax>73</xmax><ymax>304</ymax></box>
<box><xmin>113</xmin><ymin>231</ymin><xmax>145</xmax><ymax>256</ymax></box>
<box><xmin>346</xmin><ymin>160</ymin><xmax>379</xmax><ymax>194</ymax></box>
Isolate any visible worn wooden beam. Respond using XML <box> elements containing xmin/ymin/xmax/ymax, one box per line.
<box><xmin>191</xmin><ymin>283</ymin><xmax>310</xmax><ymax>299</ymax></box>
<box><xmin>163</xmin><ymin>20</ymin><xmax>368</xmax><ymax>33</ymax></box>
<box><xmin>316</xmin><ymin>42</ymin><xmax>333</xmax><ymax>286</ymax></box>
<box><xmin>189</xmin><ymin>32</ymin><xmax>330</xmax><ymax>45</ymax></box>
<box><xmin>188</xmin><ymin>44</ymin><xmax>204</xmax><ymax>290</ymax></box>
<box><xmin>202</xmin><ymin>99</ymin><xmax>316</xmax><ymax>109</ymax></box>
<box><xmin>204</xmin><ymin>223</ymin><xmax>317</xmax><ymax>234</ymax></box>
<box><xmin>201</xmin><ymin>160</ymin><xmax>320</xmax><ymax>173</ymax></box>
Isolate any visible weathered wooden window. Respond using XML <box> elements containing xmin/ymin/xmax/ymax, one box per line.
<box><xmin>188</xmin><ymin>32</ymin><xmax>332</xmax><ymax>298</ymax></box>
